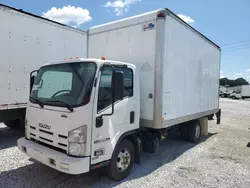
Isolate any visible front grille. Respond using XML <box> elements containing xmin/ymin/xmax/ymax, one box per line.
<box><xmin>30</xmin><ymin>133</ymin><xmax>36</xmax><ymax>137</ymax></box>
<box><xmin>39</xmin><ymin>136</ymin><xmax>53</xmax><ymax>143</ymax></box>
<box><xmin>59</xmin><ymin>134</ymin><xmax>67</xmax><ymax>139</ymax></box>
<box><xmin>39</xmin><ymin>129</ymin><xmax>53</xmax><ymax>135</ymax></box>
<box><xmin>30</xmin><ymin>138</ymin><xmax>67</xmax><ymax>154</ymax></box>
<box><xmin>29</xmin><ymin>125</ymin><xmax>68</xmax><ymax>153</ymax></box>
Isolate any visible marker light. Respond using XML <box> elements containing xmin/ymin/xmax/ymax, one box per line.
<box><xmin>157</xmin><ymin>12</ymin><xmax>166</xmax><ymax>18</ymax></box>
<box><xmin>101</xmin><ymin>56</ymin><xmax>106</xmax><ymax>60</ymax></box>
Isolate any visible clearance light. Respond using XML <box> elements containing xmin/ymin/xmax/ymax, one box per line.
<box><xmin>70</xmin><ymin>57</ymin><xmax>73</xmax><ymax>60</ymax></box>
<box><xmin>101</xmin><ymin>56</ymin><xmax>106</xmax><ymax>60</ymax></box>
<box><xmin>157</xmin><ymin>12</ymin><xmax>166</xmax><ymax>18</ymax></box>
<box><xmin>64</xmin><ymin>58</ymin><xmax>67</xmax><ymax>60</ymax></box>
<box><xmin>76</xmin><ymin>56</ymin><xmax>79</xmax><ymax>59</ymax></box>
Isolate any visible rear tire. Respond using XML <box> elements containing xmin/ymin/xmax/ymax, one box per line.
<box><xmin>108</xmin><ymin>140</ymin><xmax>135</xmax><ymax>181</ymax></box>
<box><xmin>187</xmin><ymin>121</ymin><xmax>201</xmax><ymax>143</ymax></box>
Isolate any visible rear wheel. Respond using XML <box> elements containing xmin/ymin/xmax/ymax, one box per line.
<box><xmin>108</xmin><ymin>140</ymin><xmax>135</xmax><ymax>181</ymax></box>
<box><xmin>187</xmin><ymin>121</ymin><xmax>201</xmax><ymax>143</ymax></box>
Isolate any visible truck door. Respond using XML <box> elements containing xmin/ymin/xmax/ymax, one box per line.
<box><xmin>91</xmin><ymin>65</ymin><xmax>136</xmax><ymax>165</ymax></box>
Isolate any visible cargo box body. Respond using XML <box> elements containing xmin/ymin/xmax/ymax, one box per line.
<box><xmin>241</xmin><ymin>85</ymin><xmax>250</xmax><ymax>98</ymax></box>
<box><xmin>88</xmin><ymin>9</ymin><xmax>220</xmax><ymax>129</ymax></box>
<box><xmin>0</xmin><ymin>4</ymin><xmax>87</xmax><ymax>110</ymax></box>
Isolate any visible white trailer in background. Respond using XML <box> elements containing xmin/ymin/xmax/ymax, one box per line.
<box><xmin>231</xmin><ymin>85</ymin><xmax>250</xmax><ymax>99</ymax></box>
<box><xmin>0</xmin><ymin>4</ymin><xmax>87</xmax><ymax>128</ymax></box>
<box><xmin>241</xmin><ymin>85</ymin><xmax>250</xmax><ymax>99</ymax></box>
<box><xmin>18</xmin><ymin>9</ymin><xmax>221</xmax><ymax>180</ymax></box>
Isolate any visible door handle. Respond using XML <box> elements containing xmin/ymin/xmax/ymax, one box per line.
<box><xmin>130</xmin><ymin>111</ymin><xmax>135</xmax><ymax>124</ymax></box>
<box><xmin>96</xmin><ymin>117</ymin><xmax>103</xmax><ymax>128</ymax></box>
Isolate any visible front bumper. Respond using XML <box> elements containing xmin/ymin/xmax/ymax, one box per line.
<box><xmin>17</xmin><ymin>137</ymin><xmax>90</xmax><ymax>174</ymax></box>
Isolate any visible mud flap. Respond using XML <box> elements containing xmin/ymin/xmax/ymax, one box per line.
<box><xmin>134</xmin><ymin>136</ymin><xmax>141</xmax><ymax>164</ymax></box>
<box><xmin>216</xmin><ymin>109</ymin><xmax>221</xmax><ymax>124</ymax></box>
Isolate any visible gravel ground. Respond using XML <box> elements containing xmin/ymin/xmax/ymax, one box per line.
<box><xmin>1</xmin><ymin>98</ymin><xmax>250</xmax><ymax>188</ymax></box>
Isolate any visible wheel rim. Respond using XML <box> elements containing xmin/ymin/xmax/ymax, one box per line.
<box><xmin>195</xmin><ymin>123</ymin><xmax>201</xmax><ymax>139</ymax></box>
<box><xmin>116</xmin><ymin>148</ymin><xmax>131</xmax><ymax>172</ymax></box>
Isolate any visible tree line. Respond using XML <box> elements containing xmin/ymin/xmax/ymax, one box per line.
<box><xmin>220</xmin><ymin>77</ymin><xmax>249</xmax><ymax>87</ymax></box>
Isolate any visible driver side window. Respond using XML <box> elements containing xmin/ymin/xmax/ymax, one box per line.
<box><xmin>37</xmin><ymin>71</ymin><xmax>72</xmax><ymax>98</ymax></box>
<box><xmin>97</xmin><ymin>67</ymin><xmax>113</xmax><ymax>112</ymax></box>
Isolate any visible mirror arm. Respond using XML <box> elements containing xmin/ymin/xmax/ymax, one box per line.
<box><xmin>30</xmin><ymin>69</ymin><xmax>38</xmax><ymax>93</ymax></box>
<box><xmin>30</xmin><ymin>69</ymin><xmax>38</xmax><ymax>78</ymax></box>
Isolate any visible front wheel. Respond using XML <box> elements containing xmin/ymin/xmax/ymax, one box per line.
<box><xmin>108</xmin><ymin>140</ymin><xmax>135</xmax><ymax>181</ymax></box>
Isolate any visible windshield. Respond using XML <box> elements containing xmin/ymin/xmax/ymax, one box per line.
<box><xmin>30</xmin><ymin>62</ymin><xmax>96</xmax><ymax>107</ymax></box>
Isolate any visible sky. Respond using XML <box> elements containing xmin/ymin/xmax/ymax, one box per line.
<box><xmin>1</xmin><ymin>0</ymin><xmax>250</xmax><ymax>82</ymax></box>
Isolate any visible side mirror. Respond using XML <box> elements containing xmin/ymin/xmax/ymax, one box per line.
<box><xmin>30</xmin><ymin>75</ymin><xmax>35</xmax><ymax>93</ymax></box>
<box><xmin>114</xmin><ymin>71</ymin><xmax>124</xmax><ymax>100</ymax></box>
<box><xmin>30</xmin><ymin>70</ymin><xmax>38</xmax><ymax>93</ymax></box>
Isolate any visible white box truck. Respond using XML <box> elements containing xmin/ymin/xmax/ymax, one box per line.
<box><xmin>0</xmin><ymin>4</ymin><xmax>87</xmax><ymax>128</ymax></box>
<box><xmin>231</xmin><ymin>85</ymin><xmax>250</xmax><ymax>99</ymax></box>
<box><xmin>18</xmin><ymin>9</ymin><xmax>221</xmax><ymax>180</ymax></box>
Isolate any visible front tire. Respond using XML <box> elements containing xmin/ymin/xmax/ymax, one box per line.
<box><xmin>108</xmin><ymin>140</ymin><xmax>135</xmax><ymax>181</ymax></box>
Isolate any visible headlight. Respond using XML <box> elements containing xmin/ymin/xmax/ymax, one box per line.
<box><xmin>68</xmin><ymin>125</ymin><xmax>87</xmax><ymax>156</ymax></box>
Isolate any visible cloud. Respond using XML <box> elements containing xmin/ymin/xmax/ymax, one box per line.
<box><xmin>42</xmin><ymin>5</ymin><xmax>92</xmax><ymax>27</ymax></box>
<box><xmin>177</xmin><ymin>14</ymin><xmax>194</xmax><ymax>24</ymax></box>
<box><xmin>246</xmin><ymin>69</ymin><xmax>250</xmax><ymax>72</ymax></box>
<box><xmin>220</xmin><ymin>75</ymin><xmax>226</xmax><ymax>78</ymax></box>
<box><xmin>104</xmin><ymin>0</ymin><xmax>141</xmax><ymax>16</ymax></box>
<box><xmin>234</xmin><ymin>72</ymin><xmax>243</xmax><ymax>76</ymax></box>
<box><xmin>220</xmin><ymin>70</ymin><xmax>224</xmax><ymax>74</ymax></box>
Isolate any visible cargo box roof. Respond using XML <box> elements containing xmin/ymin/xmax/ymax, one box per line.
<box><xmin>0</xmin><ymin>3</ymin><xmax>86</xmax><ymax>34</ymax></box>
<box><xmin>89</xmin><ymin>8</ymin><xmax>220</xmax><ymax>50</ymax></box>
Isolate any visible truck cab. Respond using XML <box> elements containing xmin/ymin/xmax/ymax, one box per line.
<box><xmin>18</xmin><ymin>58</ymin><xmax>140</xmax><ymax>180</ymax></box>
<box><xmin>230</xmin><ymin>90</ymin><xmax>241</xmax><ymax>99</ymax></box>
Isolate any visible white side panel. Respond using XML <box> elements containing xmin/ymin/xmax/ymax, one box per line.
<box><xmin>162</xmin><ymin>15</ymin><xmax>220</xmax><ymax>123</ymax></box>
<box><xmin>242</xmin><ymin>85</ymin><xmax>250</xmax><ymax>97</ymax></box>
<box><xmin>0</xmin><ymin>7</ymin><xmax>87</xmax><ymax>106</ymax></box>
<box><xmin>89</xmin><ymin>21</ymin><xmax>157</xmax><ymax>121</ymax></box>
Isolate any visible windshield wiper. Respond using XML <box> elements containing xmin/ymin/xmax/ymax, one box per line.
<box><xmin>45</xmin><ymin>100</ymin><xmax>74</xmax><ymax>112</ymax></box>
<box><xmin>30</xmin><ymin>96</ymin><xmax>44</xmax><ymax>108</ymax></box>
